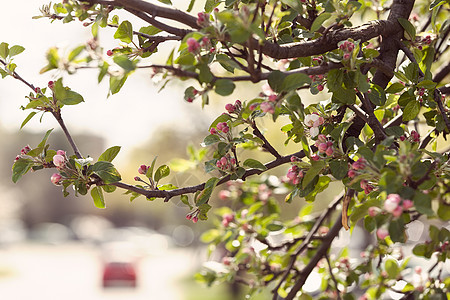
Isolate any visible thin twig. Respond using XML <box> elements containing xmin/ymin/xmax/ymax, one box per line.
<box><xmin>325</xmin><ymin>253</ymin><xmax>342</xmax><ymax>300</ymax></box>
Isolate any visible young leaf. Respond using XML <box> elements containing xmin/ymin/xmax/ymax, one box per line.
<box><xmin>91</xmin><ymin>186</ymin><xmax>106</xmax><ymax>208</ymax></box>
<box><xmin>114</xmin><ymin>21</ymin><xmax>133</xmax><ymax>43</ymax></box>
<box><xmin>214</xmin><ymin>79</ymin><xmax>236</xmax><ymax>96</ymax></box>
<box><xmin>310</xmin><ymin>13</ymin><xmax>331</xmax><ymax>32</ymax></box>
<box><xmin>196</xmin><ymin>177</ymin><xmax>219</xmax><ymax>206</ymax></box>
<box><xmin>92</xmin><ymin>161</ymin><xmax>121</xmax><ymax>184</ymax></box>
<box><xmin>98</xmin><ymin>146</ymin><xmax>121</xmax><ymax>162</ymax></box>
<box><xmin>402</xmin><ymin>100</ymin><xmax>420</xmax><ymax>121</ymax></box>
<box><xmin>243</xmin><ymin>159</ymin><xmax>267</xmax><ymax>171</ymax></box>
<box><xmin>0</xmin><ymin>42</ymin><xmax>9</xmax><ymax>59</ymax></box>
<box><xmin>398</xmin><ymin>18</ymin><xmax>416</xmax><ymax>41</ymax></box>
<box><xmin>146</xmin><ymin>156</ymin><xmax>158</xmax><ymax>179</ymax></box>
<box><xmin>37</xmin><ymin>128</ymin><xmax>54</xmax><ymax>148</ymax></box>
<box><xmin>9</xmin><ymin>45</ymin><xmax>25</xmax><ymax>57</ymax></box>
<box><xmin>20</xmin><ymin>112</ymin><xmax>37</xmax><ymax>129</ymax></box>
<box><xmin>12</xmin><ymin>159</ymin><xmax>33</xmax><ymax>183</ymax></box>
<box><xmin>154</xmin><ymin>165</ymin><xmax>170</xmax><ymax>183</ymax></box>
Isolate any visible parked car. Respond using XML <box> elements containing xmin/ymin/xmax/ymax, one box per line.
<box><xmin>102</xmin><ymin>260</ymin><xmax>137</xmax><ymax>288</ymax></box>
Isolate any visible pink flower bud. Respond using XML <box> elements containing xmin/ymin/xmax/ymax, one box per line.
<box><xmin>186</xmin><ymin>97</ymin><xmax>194</xmax><ymax>103</ymax></box>
<box><xmin>186</xmin><ymin>214</ymin><xmax>192</xmax><ymax>220</ymax></box>
<box><xmin>192</xmin><ymin>216</ymin><xmax>198</xmax><ymax>223</ymax></box>
<box><xmin>234</xmin><ymin>100</ymin><xmax>241</xmax><ymax>107</ymax></box>
<box><xmin>402</xmin><ymin>199</ymin><xmax>413</xmax><ymax>210</ymax></box>
<box><xmin>414</xmin><ymin>266</ymin><xmax>422</xmax><ymax>274</ymax></box>
<box><xmin>222</xmin><ymin>125</ymin><xmax>230</xmax><ymax>133</ymax></box>
<box><xmin>260</xmin><ymin>101</ymin><xmax>275</xmax><ymax>114</ymax></box>
<box><xmin>53</xmin><ymin>154</ymin><xmax>65</xmax><ymax>168</ymax></box>
<box><xmin>352</xmin><ymin>158</ymin><xmax>366</xmax><ymax>170</ymax></box>
<box><xmin>48</xmin><ymin>81</ymin><xmax>55</xmax><ymax>89</ymax></box>
<box><xmin>134</xmin><ymin>176</ymin><xmax>140</xmax><ymax>181</ymax></box>
<box><xmin>311</xmin><ymin>154</ymin><xmax>320</xmax><ymax>161</ymax></box>
<box><xmin>411</xmin><ymin>130</ymin><xmax>420</xmax><ymax>143</ymax></box>
<box><xmin>392</xmin><ymin>206</ymin><xmax>403</xmax><ymax>218</ymax></box>
<box><xmin>343</xmin><ymin>53</ymin><xmax>351</xmax><ymax>60</ymax></box>
<box><xmin>220</xmin><ymin>156</ymin><xmax>228</xmax><ymax>165</ymax></box>
<box><xmin>317</xmin><ymin>84</ymin><xmax>324</xmax><ymax>91</ymax></box>
<box><xmin>318</xmin><ymin>143</ymin><xmax>328</xmax><ymax>153</ymax></box>
<box><xmin>210</xmin><ymin>128</ymin><xmax>217</xmax><ymax>135</ymax></box>
<box><xmin>292</xmin><ymin>177</ymin><xmax>301</xmax><ymax>185</ymax></box>
<box><xmin>360</xmin><ymin>180</ymin><xmax>368</xmax><ymax>190</ymax></box>
<box><xmin>21</xmin><ymin>145</ymin><xmax>31</xmax><ymax>155</ymax></box>
<box><xmin>230</xmin><ymin>158</ymin><xmax>236</xmax><ymax>165</ymax></box>
<box><xmin>347</xmin><ymin>169</ymin><xmax>356</xmax><ymax>178</ymax></box>
<box><xmin>376</xmin><ymin>228</ymin><xmax>389</xmax><ymax>240</ymax></box>
<box><xmin>15</xmin><ymin>155</ymin><xmax>20</xmax><ymax>162</ymax></box>
<box><xmin>225</xmin><ymin>103</ymin><xmax>235</xmax><ymax>113</ymax></box>
<box><xmin>268</xmin><ymin>94</ymin><xmax>277</xmax><ymax>102</ymax></box>
<box><xmin>56</xmin><ymin>150</ymin><xmax>66</xmax><ymax>156</ymax></box>
<box><xmin>106</xmin><ymin>50</ymin><xmax>113</xmax><ymax>56</ymax></box>
<box><xmin>286</xmin><ymin>170</ymin><xmax>297</xmax><ymax>181</ymax></box>
<box><xmin>138</xmin><ymin>164</ymin><xmax>148</xmax><ymax>175</ymax></box>
<box><xmin>249</xmin><ymin>103</ymin><xmax>258</xmax><ymax>111</ymax></box>
<box><xmin>325</xmin><ymin>146</ymin><xmax>334</xmax><ymax>156</ymax></box>
<box><xmin>216</xmin><ymin>161</ymin><xmax>222</xmax><ymax>168</ymax></box>
<box><xmin>297</xmin><ymin>170</ymin><xmax>304</xmax><ymax>178</ymax></box>
<box><xmin>219</xmin><ymin>190</ymin><xmax>231</xmax><ymax>200</ymax></box>
<box><xmin>384</xmin><ymin>194</ymin><xmax>401</xmax><ymax>213</ymax></box>
<box><xmin>216</xmin><ymin>122</ymin><xmax>226</xmax><ymax>131</ymax></box>
<box><xmin>368</xmin><ymin>206</ymin><xmax>379</xmax><ymax>217</ymax></box>
<box><xmin>290</xmin><ymin>156</ymin><xmax>299</xmax><ymax>162</ymax></box>
<box><xmin>317</xmin><ymin>134</ymin><xmax>327</xmax><ymax>143</ymax></box>
<box><xmin>50</xmin><ymin>173</ymin><xmax>62</xmax><ymax>185</ymax></box>
<box><xmin>186</xmin><ymin>37</ymin><xmax>200</xmax><ymax>53</ymax></box>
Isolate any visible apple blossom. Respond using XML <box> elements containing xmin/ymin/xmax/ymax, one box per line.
<box><xmin>53</xmin><ymin>154</ymin><xmax>65</xmax><ymax>168</ymax></box>
<box><xmin>50</xmin><ymin>173</ymin><xmax>62</xmax><ymax>185</ymax></box>
<box><xmin>376</xmin><ymin>228</ymin><xmax>389</xmax><ymax>239</ymax></box>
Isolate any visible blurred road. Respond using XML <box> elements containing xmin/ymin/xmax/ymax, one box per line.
<box><xmin>0</xmin><ymin>243</ymin><xmax>199</xmax><ymax>300</ymax></box>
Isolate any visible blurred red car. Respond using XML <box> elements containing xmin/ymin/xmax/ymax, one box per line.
<box><xmin>102</xmin><ymin>261</ymin><xmax>137</xmax><ymax>288</ymax></box>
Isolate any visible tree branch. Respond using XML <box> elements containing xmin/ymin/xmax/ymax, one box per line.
<box><xmin>272</xmin><ymin>191</ymin><xmax>344</xmax><ymax>299</ymax></box>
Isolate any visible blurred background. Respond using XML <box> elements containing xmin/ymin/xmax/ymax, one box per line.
<box><xmin>1</xmin><ymin>1</ymin><xmax>449</xmax><ymax>300</ymax></box>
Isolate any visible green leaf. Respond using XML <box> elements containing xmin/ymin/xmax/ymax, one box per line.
<box><xmin>68</xmin><ymin>45</ymin><xmax>85</xmax><ymax>62</ymax></box>
<box><xmin>92</xmin><ymin>161</ymin><xmax>121</xmax><ymax>184</ymax></box>
<box><xmin>0</xmin><ymin>42</ymin><xmax>9</xmax><ymax>59</ymax></box>
<box><xmin>38</xmin><ymin>128</ymin><xmax>54</xmax><ymax>148</ymax></box>
<box><xmin>385</xmin><ymin>259</ymin><xmax>399</xmax><ymax>279</ymax></box>
<box><xmin>243</xmin><ymin>159</ymin><xmax>267</xmax><ymax>171</ymax></box>
<box><xmin>329</xmin><ymin>160</ymin><xmax>348</xmax><ymax>180</ymax></box>
<box><xmin>281</xmin><ymin>73</ymin><xmax>311</xmax><ymax>91</ymax></box>
<box><xmin>266</xmin><ymin>222</ymin><xmax>284</xmax><ymax>231</ymax></box>
<box><xmin>98</xmin><ymin>146</ymin><xmax>121</xmax><ymax>162</ymax></box>
<box><xmin>198</xmin><ymin>63</ymin><xmax>214</xmax><ymax>83</ymax></box>
<box><xmin>302</xmin><ymin>160</ymin><xmax>325</xmax><ymax>189</ymax></box>
<box><xmin>398</xmin><ymin>18</ymin><xmax>416</xmax><ymax>41</ymax></box>
<box><xmin>109</xmin><ymin>75</ymin><xmax>128</xmax><ymax>94</ymax></box>
<box><xmin>268</xmin><ymin>70</ymin><xmax>286</xmax><ymax>93</ymax></box>
<box><xmin>402</xmin><ymin>100</ymin><xmax>420</xmax><ymax>121</ymax></box>
<box><xmin>114</xmin><ymin>21</ymin><xmax>133</xmax><ymax>43</ymax></box>
<box><xmin>430</xmin><ymin>0</ymin><xmax>447</xmax><ymax>10</ymax></box>
<box><xmin>310</xmin><ymin>13</ymin><xmax>331</xmax><ymax>32</ymax></box>
<box><xmin>187</xmin><ymin>0</ymin><xmax>195</xmax><ymax>11</ymax></box>
<box><xmin>113</xmin><ymin>55</ymin><xmax>136</xmax><ymax>71</ymax></box>
<box><xmin>327</xmin><ymin>69</ymin><xmax>343</xmax><ymax>92</ymax></box>
<box><xmin>157</xmin><ymin>0</ymin><xmax>172</xmax><ymax>4</ymax></box>
<box><xmin>154</xmin><ymin>165</ymin><xmax>170</xmax><ymax>183</ymax></box>
<box><xmin>332</xmin><ymin>87</ymin><xmax>356</xmax><ymax>104</ymax></box>
<box><xmin>139</xmin><ymin>26</ymin><xmax>162</xmax><ymax>36</ymax></box>
<box><xmin>146</xmin><ymin>156</ymin><xmax>158</xmax><ymax>180</ymax></box>
<box><xmin>91</xmin><ymin>186</ymin><xmax>105</xmax><ymax>208</ymax></box>
<box><xmin>417</xmin><ymin>80</ymin><xmax>436</xmax><ymax>89</ymax></box>
<box><xmin>60</xmin><ymin>90</ymin><xmax>84</xmax><ymax>105</ymax></box>
<box><xmin>102</xmin><ymin>185</ymin><xmax>117</xmax><ymax>193</ymax></box>
<box><xmin>202</xmin><ymin>134</ymin><xmax>221</xmax><ymax>146</ymax></box>
<box><xmin>389</xmin><ymin>218</ymin><xmax>406</xmax><ymax>243</ymax></box>
<box><xmin>413</xmin><ymin>192</ymin><xmax>434</xmax><ymax>216</ymax></box>
<box><xmin>12</xmin><ymin>159</ymin><xmax>33</xmax><ymax>183</ymax></box>
<box><xmin>214</xmin><ymin>79</ymin><xmax>235</xmax><ymax>96</ymax></box>
<box><xmin>386</xmin><ymin>82</ymin><xmax>405</xmax><ymax>94</ymax></box>
<box><xmin>368</xmin><ymin>84</ymin><xmax>386</xmax><ymax>106</ymax></box>
<box><xmin>9</xmin><ymin>45</ymin><xmax>25</xmax><ymax>57</ymax></box>
<box><xmin>196</xmin><ymin>177</ymin><xmax>219</xmax><ymax>206</ymax></box>
<box><xmin>20</xmin><ymin>112</ymin><xmax>37</xmax><ymax>129</ymax></box>
<box><xmin>54</xmin><ymin>78</ymin><xmax>84</xmax><ymax>105</ymax></box>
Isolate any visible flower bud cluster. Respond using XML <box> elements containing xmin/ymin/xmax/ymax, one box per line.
<box><xmin>399</xmin><ymin>130</ymin><xmax>420</xmax><ymax>143</ymax></box>
<box><xmin>257</xmin><ymin>83</ymin><xmax>278</xmax><ymax>114</ymax></box>
<box><xmin>339</xmin><ymin>40</ymin><xmax>355</xmax><ymax>61</ymax></box>
<box><xmin>186</xmin><ymin>209</ymin><xmax>199</xmax><ymax>223</ymax></box>
<box><xmin>376</xmin><ymin>227</ymin><xmax>389</xmax><ymax>240</ymax></box>
<box><xmin>359</xmin><ymin>180</ymin><xmax>374</xmax><ymax>194</ymax></box>
<box><xmin>286</xmin><ymin>164</ymin><xmax>304</xmax><ymax>185</ymax></box>
<box><xmin>222</xmin><ymin>213</ymin><xmax>234</xmax><ymax>227</ymax></box>
<box><xmin>309</xmin><ymin>75</ymin><xmax>325</xmax><ymax>91</ymax></box>
<box><xmin>216</xmin><ymin>154</ymin><xmax>236</xmax><ymax>171</ymax></box>
<box><xmin>225</xmin><ymin>100</ymin><xmax>242</xmax><ymax>114</ymax></box>
<box><xmin>304</xmin><ymin>113</ymin><xmax>324</xmax><ymax>137</ymax></box>
<box><xmin>314</xmin><ymin>134</ymin><xmax>335</xmax><ymax>157</ymax></box>
<box><xmin>186</xmin><ymin>37</ymin><xmax>201</xmax><ymax>53</ymax></box>
<box><xmin>347</xmin><ymin>157</ymin><xmax>366</xmax><ymax>178</ymax></box>
<box><xmin>210</xmin><ymin>121</ymin><xmax>230</xmax><ymax>135</ymax></box>
<box><xmin>384</xmin><ymin>194</ymin><xmax>413</xmax><ymax>218</ymax></box>
<box><xmin>197</xmin><ymin>12</ymin><xmax>210</xmax><ymax>27</ymax></box>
